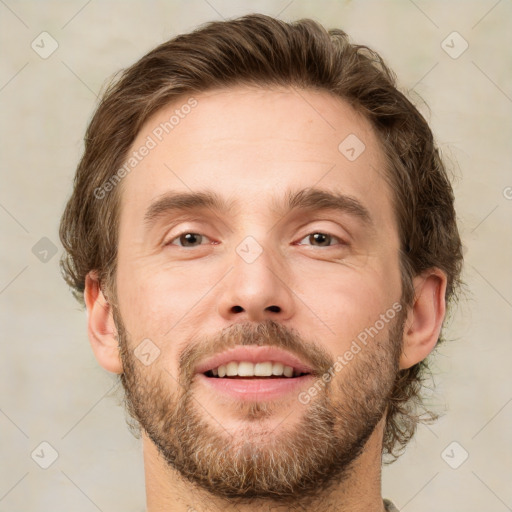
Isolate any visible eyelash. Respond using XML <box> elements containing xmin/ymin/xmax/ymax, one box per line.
<box><xmin>165</xmin><ymin>231</ymin><xmax>346</xmax><ymax>248</ymax></box>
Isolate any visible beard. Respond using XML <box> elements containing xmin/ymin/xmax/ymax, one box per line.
<box><xmin>113</xmin><ymin>307</ymin><xmax>404</xmax><ymax>505</ymax></box>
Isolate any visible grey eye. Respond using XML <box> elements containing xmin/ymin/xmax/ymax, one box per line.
<box><xmin>299</xmin><ymin>232</ymin><xmax>341</xmax><ymax>247</ymax></box>
<box><xmin>169</xmin><ymin>232</ymin><xmax>207</xmax><ymax>247</ymax></box>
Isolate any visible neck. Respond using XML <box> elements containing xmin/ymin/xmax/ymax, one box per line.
<box><xmin>143</xmin><ymin>420</ymin><xmax>387</xmax><ymax>512</ymax></box>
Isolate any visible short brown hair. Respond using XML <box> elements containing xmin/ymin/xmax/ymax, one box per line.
<box><xmin>59</xmin><ymin>13</ymin><xmax>463</xmax><ymax>459</ymax></box>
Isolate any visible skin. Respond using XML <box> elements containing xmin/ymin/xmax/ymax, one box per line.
<box><xmin>84</xmin><ymin>85</ymin><xmax>447</xmax><ymax>512</ymax></box>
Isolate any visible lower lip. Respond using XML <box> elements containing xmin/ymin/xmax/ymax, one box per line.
<box><xmin>195</xmin><ymin>373</ymin><xmax>314</xmax><ymax>401</ymax></box>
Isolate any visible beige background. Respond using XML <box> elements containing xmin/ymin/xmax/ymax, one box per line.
<box><xmin>1</xmin><ymin>1</ymin><xmax>511</xmax><ymax>510</ymax></box>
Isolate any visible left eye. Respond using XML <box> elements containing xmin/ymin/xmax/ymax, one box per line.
<box><xmin>297</xmin><ymin>232</ymin><xmax>343</xmax><ymax>247</ymax></box>
<box><xmin>167</xmin><ymin>232</ymin><xmax>211</xmax><ymax>248</ymax></box>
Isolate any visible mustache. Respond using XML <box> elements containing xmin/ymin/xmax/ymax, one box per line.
<box><xmin>179</xmin><ymin>319</ymin><xmax>334</xmax><ymax>384</ymax></box>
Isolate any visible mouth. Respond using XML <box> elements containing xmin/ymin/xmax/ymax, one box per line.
<box><xmin>195</xmin><ymin>346</ymin><xmax>315</xmax><ymax>401</ymax></box>
<box><xmin>204</xmin><ymin>361</ymin><xmax>310</xmax><ymax>379</ymax></box>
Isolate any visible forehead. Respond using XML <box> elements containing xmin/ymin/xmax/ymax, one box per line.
<box><xmin>118</xmin><ymin>85</ymin><xmax>394</xmax><ymax>232</ymax></box>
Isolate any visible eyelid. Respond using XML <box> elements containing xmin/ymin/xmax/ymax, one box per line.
<box><xmin>294</xmin><ymin>215</ymin><xmax>353</xmax><ymax>237</ymax></box>
<box><xmin>295</xmin><ymin>232</ymin><xmax>348</xmax><ymax>247</ymax></box>
<box><xmin>295</xmin><ymin>221</ymin><xmax>351</xmax><ymax>244</ymax></box>
<box><xmin>164</xmin><ymin>230</ymin><xmax>214</xmax><ymax>247</ymax></box>
<box><xmin>160</xmin><ymin>219</ymin><xmax>214</xmax><ymax>246</ymax></box>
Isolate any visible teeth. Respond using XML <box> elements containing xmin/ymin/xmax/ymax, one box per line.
<box><xmin>272</xmin><ymin>362</ymin><xmax>284</xmax><ymax>376</ymax></box>
<box><xmin>210</xmin><ymin>361</ymin><xmax>300</xmax><ymax>378</ymax></box>
<box><xmin>283</xmin><ymin>365</ymin><xmax>293</xmax><ymax>377</ymax></box>
<box><xmin>226</xmin><ymin>361</ymin><xmax>238</xmax><ymax>376</ymax></box>
<box><xmin>237</xmin><ymin>361</ymin><xmax>255</xmax><ymax>377</ymax></box>
<box><xmin>254</xmin><ymin>362</ymin><xmax>273</xmax><ymax>376</ymax></box>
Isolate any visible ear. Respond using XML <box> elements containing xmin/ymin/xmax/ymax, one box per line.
<box><xmin>84</xmin><ymin>272</ymin><xmax>123</xmax><ymax>374</ymax></box>
<box><xmin>399</xmin><ymin>268</ymin><xmax>447</xmax><ymax>370</ymax></box>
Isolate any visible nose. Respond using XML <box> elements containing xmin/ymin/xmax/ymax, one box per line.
<box><xmin>216</xmin><ymin>239</ymin><xmax>296</xmax><ymax>323</ymax></box>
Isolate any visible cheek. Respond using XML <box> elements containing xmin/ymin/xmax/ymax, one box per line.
<box><xmin>114</xmin><ymin>265</ymin><xmax>198</xmax><ymax>380</ymax></box>
<box><xmin>115</xmin><ymin>256</ymin><xmax>220</xmax><ymax>344</ymax></box>
<box><xmin>293</xmin><ymin>258</ymin><xmax>401</xmax><ymax>349</ymax></box>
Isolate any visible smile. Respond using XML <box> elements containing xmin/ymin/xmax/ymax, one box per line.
<box><xmin>205</xmin><ymin>360</ymin><xmax>309</xmax><ymax>378</ymax></box>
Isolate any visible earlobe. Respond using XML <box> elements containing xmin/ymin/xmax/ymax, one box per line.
<box><xmin>399</xmin><ymin>269</ymin><xmax>447</xmax><ymax>370</ymax></box>
<box><xmin>84</xmin><ymin>272</ymin><xmax>123</xmax><ymax>374</ymax></box>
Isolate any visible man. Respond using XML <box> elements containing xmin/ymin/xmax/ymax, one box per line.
<box><xmin>59</xmin><ymin>13</ymin><xmax>463</xmax><ymax>512</ymax></box>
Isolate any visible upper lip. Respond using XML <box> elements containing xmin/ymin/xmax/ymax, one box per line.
<box><xmin>194</xmin><ymin>346</ymin><xmax>315</xmax><ymax>375</ymax></box>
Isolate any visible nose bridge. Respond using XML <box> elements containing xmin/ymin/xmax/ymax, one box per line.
<box><xmin>217</xmin><ymin>232</ymin><xmax>295</xmax><ymax>322</ymax></box>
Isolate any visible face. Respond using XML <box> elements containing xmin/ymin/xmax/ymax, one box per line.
<box><xmin>112</xmin><ymin>85</ymin><xmax>405</xmax><ymax>501</ymax></box>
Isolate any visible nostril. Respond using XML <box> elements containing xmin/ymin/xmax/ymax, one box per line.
<box><xmin>230</xmin><ymin>305</ymin><xmax>280</xmax><ymax>313</ymax></box>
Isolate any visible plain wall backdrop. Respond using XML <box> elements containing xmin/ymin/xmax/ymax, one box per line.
<box><xmin>1</xmin><ymin>1</ymin><xmax>511</xmax><ymax>511</ymax></box>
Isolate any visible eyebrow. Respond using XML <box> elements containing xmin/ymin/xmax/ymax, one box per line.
<box><xmin>143</xmin><ymin>187</ymin><xmax>374</xmax><ymax>231</ymax></box>
<box><xmin>143</xmin><ymin>190</ymin><xmax>238</xmax><ymax>229</ymax></box>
